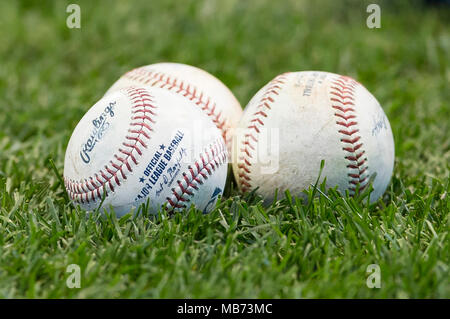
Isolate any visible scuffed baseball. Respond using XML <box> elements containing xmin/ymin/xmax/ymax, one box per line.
<box><xmin>232</xmin><ymin>71</ymin><xmax>395</xmax><ymax>202</ymax></box>
<box><xmin>64</xmin><ymin>86</ymin><xmax>228</xmax><ymax>216</ymax></box>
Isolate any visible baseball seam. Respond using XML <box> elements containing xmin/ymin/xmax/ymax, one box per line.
<box><xmin>236</xmin><ymin>73</ymin><xmax>289</xmax><ymax>192</ymax></box>
<box><xmin>330</xmin><ymin>76</ymin><xmax>370</xmax><ymax>193</ymax></box>
<box><xmin>64</xmin><ymin>87</ymin><xmax>157</xmax><ymax>204</ymax></box>
<box><xmin>124</xmin><ymin>68</ymin><xmax>231</xmax><ymax>144</ymax></box>
<box><xmin>165</xmin><ymin>138</ymin><xmax>227</xmax><ymax>210</ymax></box>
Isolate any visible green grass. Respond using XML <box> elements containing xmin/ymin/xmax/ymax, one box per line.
<box><xmin>0</xmin><ymin>0</ymin><xmax>449</xmax><ymax>298</ymax></box>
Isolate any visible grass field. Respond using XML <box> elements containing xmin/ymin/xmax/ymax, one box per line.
<box><xmin>0</xmin><ymin>0</ymin><xmax>449</xmax><ymax>298</ymax></box>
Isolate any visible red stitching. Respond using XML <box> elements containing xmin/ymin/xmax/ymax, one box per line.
<box><xmin>341</xmin><ymin>136</ymin><xmax>361</xmax><ymax>144</ymax></box>
<box><xmin>64</xmin><ymin>87</ymin><xmax>157</xmax><ymax>205</ymax></box>
<box><xmin>338</xmin><ymin>129</ymin><xmax>359</xmax><ymax>136</ymax></box>
<box><xmin>165</xmin><ymin>138</ymin><xmax>227</xmax><ymax>211</ymax></box>
<box><xmin>130</xmin><ymin>122</ymin><xmax>153</xmax><ymax>132</ymax></box>
<box><xmin>332</xmin><ymin>105</ymin><xmax>356</xmax><ymax>113</ymax></box>
<box><xmin>336</xmin><ymin>121</ymin><xmax>358</xmax><ymax>128</ymax></box>
<box><xmin>124</xmin><ymin>67</ymin><xmax>231</xmax><ymax>144</ymax></box>
<box><xmin>330</xmin><ymin>91</ymin><xmax>355</xmax><ymax>100</ymax></box>
<box><xmin>132</xmin><ymin>115</ymin><xmax>155</xmax><ymax>123</ymax></box>
<box><xmin>330</xmin><ymin>76</ymin><xmax>369</xmax><ymax>193</ymax></box>
<box><xmin>129</xmin><ymin>129</ymin><xmax>150</xmax><ymax>139</ymax></box>
<box><xmin>237</xmin><ymin>73</ymin><xmax>289</xmax><ymax>192</ymax></box>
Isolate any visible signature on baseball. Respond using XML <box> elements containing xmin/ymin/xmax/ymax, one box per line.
<box><xmin>155</xmin><ymin>147</ymin><xmax>188</xmax><ymax>197</ymax></box>
<box><xmin>371</xmin><ymin>113</ymin><xmax>387</xmax><ymax>136</ymax></box>
<box><xmin>80</xmin><ymin>101</ymin><xmax>116</xmax><ymax>163</ymax></box>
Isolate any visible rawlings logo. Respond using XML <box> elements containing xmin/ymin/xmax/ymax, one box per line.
<box><xmin>80</xmin><ymin>102</ymin><xmax>116</xmax><ymax>163</ymax></box>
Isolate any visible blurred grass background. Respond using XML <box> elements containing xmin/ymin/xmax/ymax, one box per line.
<box><xmin>0</xmin><ymin>0</ymin><xmax>448</xmax><ymax>298</ymax></box>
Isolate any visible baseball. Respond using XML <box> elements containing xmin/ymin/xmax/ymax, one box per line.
<box><xmin>232</xmin><ymin>71</ymin><xmax>395</xmax><ymax>202</ymax></box>
<box><xmin>104</xmin><ymin>62</ymin><xmax>243</xmax><ymax>149</ymax></box>
<box><xmin>64</xmin><ymin>86</ymin><xmax>228</xmax><ymax>216</ymax></box>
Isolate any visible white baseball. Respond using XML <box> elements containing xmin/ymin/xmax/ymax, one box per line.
<box><xmin>104</xmin><ymin>62</ymin><xmax>243</xmax><ymax>149</ymax></box>
<box><xmin>232</xmin><ymin>71</ymin><xmax>395</xmax><ymax>202</ymax></box>
<box><xmin>64</xmin><ymin>86</ymin><xmax>228</xmax><ymax>216</ymax></box>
